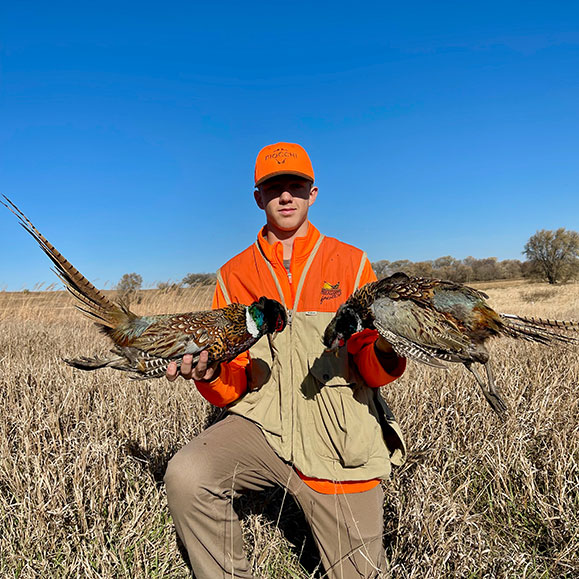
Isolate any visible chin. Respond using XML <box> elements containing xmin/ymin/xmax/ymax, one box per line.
<box><xmin>271</xmin><ymin>214</ymin><xmax>299</xmax><ymax>227</ymax></box>
<box><xmin>280</xmin><ymin>220</ymin><xmax>305</xmax><ymax>232</ymax></box>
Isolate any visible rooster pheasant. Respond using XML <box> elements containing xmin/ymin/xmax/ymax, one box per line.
<box><xmin>324</xmin><ymin>272</ymin><xmax>579</xmax><ymax>417</ymax></box>
<box><xmin>2</xmin><ymin>196</ymin><xmax>287</xmax><ymax>379</ymax></box>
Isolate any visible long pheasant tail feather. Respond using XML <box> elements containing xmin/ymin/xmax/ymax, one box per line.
<box><xmin>501</xmin><ymin>313</ymin><xmax>579</xmax><ymax>331</ymax></box>
<box><xmin>64</xmin><ymin>354</ymin><xmax>127</xmax><ymax>371</ymax></box>
<box><xmin>2</xmin><ymin>195</ymin><xmax>124</xmax><ymax>328</ymax></box>
<box><xmin>500</xmin><ymin>313</ymin><xmax>579</xmax><ymax>345</ymax></box>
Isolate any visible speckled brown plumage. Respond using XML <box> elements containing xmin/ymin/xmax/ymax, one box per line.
<box><xmin>324</xmin><ymin>272</ymin><xmax>579</xmax><ymax>418</ymax></box>
<box><xmin>2</xmin><ymin>196</ymin><xmax>287</xmax><ymax>379</ymax></box>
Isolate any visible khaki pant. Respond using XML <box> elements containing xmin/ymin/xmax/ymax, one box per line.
<box><xmin>164</xmin><ymin>414</ymin><xmax>386</xmax><ymax>579</ymax></box>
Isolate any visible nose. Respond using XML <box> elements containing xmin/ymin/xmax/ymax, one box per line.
<box><xmin>279</xmin><ymin>190</ymin><xmax>293</xmax><ymax>203</ymax></box>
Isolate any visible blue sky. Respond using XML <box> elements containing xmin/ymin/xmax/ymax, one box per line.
<box><xmin>1</xmin><ymin>1</ymin><xmax>578</xmax><ymax>291</ymax></box>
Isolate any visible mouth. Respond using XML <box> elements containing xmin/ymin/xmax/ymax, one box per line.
<box><xmin>279</xmin><ymin>208</ymin><xmax>295</xmax><ymax>216</ymax></box>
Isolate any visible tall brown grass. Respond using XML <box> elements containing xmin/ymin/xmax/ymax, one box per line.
<box><xmin>0</xmin><ymin>281</ymin><xmax>578</xmax><ymax>578</ymax></box>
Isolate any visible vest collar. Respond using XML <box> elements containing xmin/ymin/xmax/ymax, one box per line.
<box><xmin>257</xmin><ymin>222</ymin><xmax>321</xmax><ymax>267</ymax></box>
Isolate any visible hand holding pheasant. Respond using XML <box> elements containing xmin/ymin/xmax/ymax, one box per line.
<box><xmin>324</xmin><ymin>272</ymin><xmax>579</xmax><ymax>418</ymax></box>
<box><xmin>2</xmin><ymin>196</ymin><xmax>287</xmax><ymax>379</ymax></box>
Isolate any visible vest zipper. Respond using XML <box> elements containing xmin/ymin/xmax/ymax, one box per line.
<box><xmin>286</xmin><ymin>265</ymin><xmax>293</xmax><ymax>322</ymax></box>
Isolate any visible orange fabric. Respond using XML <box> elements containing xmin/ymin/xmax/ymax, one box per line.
<box><xmin>347</xmin><ymin>329</ymin><xmax>407</xmax><ymax>388</ymax></box>
<box><xmin>195</xmin><ymin>222</ymin><xmax>404</xmax><ymax>493</ymax></box>
<box><xmin>211</xmin><ymin>223</ymin><xmax>377</xmax><ymax>314</ymax></box>
<box><xmin>255</xmin><ymin>223</ymin><xmax>322</xmax><ymax>308</ymax></box>
<box><xmin>254</xmin><ymin>142</ymin><xmax>315</xmax><ymax>186</ymax></box>
<box><xmin>194</xmin><ymin>362</ymin><xmax>249</xmax><ymax>407</ymax></box>
<box><xmin>294</xmin><ymin>470</ymin><xmax>381</xmax><ymax>495</ymax></box>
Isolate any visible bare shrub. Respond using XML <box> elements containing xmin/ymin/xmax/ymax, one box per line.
<box><xmin>182</xmin><ymin>272</ymin><xmax>217</xmax><ymax>287</ymax></box>
<box><xmin>116</xmin><ymin>272</ymin><xmax>143</xmax><ymax>306</ymax></box>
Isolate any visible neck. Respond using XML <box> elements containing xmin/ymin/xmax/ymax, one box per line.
<box><xmin>265</xmin><ymin>221</ymin><xmax>309</xmax><ymax>260</ymax></box>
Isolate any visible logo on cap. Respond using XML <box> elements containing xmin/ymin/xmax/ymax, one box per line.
<box><xmin>265</xmin><ymin>148</ymin><xmax>298</xmax><ymax>165</ymax></box>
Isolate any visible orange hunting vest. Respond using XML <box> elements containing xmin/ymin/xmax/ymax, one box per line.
<box><xmin>197</xmin><ymin>223</ymin><xmax>406</xmax><ymax>491</ymax></box>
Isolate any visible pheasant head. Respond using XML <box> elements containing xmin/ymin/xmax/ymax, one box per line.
<box><xmin>323</xmin><ymin>303</ymin><xmax>363</xmax><ymax>350</ymax></box>
<box><xmin>247</xmin><ymin>297</ymin><xmax>287</xmax><ymax>338</ymax></box>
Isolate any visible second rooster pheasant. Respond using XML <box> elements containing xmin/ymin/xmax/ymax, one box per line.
<box><xmin>2</xmin><ymin>196</ymin><xmax>287</xmax><ymax>379</ymax></box>
<box><xmin>324</xmin><ymin>272</ymin><xmax>579</xmax><ymax>418</ymax></box>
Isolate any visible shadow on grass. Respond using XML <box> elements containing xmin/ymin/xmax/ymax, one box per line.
<box><xmin>124</xmin><ymin>405</ymin><xmax>227</xmax><ymax>485</ymax></box>
<box><xmin>237</xmin><ymin>487</ymin><xmax>321</xmax><ymax>577</ymax></box>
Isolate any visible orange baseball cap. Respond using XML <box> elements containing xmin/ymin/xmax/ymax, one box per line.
<box><xmin>254</xmin><ymin>142</ymin><xmax>315</xmax><ymax>186</ymax></box>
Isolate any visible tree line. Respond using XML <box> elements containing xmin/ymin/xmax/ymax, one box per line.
<box><xmin>371</xmin><ymin>256</ymin><xmax>529</xmax><ymax>283</ymax></box>
<box><xmin>374</xmin><ymin>229</ymin><xmax>578</xmax><ymax>283</ymax></box>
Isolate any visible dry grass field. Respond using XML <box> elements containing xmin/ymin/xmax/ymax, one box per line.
<box><xmin>1</xmin><ymin>281</ymin><xmax>578</xmax><ymax>578</ymax></box>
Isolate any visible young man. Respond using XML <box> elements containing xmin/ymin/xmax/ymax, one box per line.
<box><xmin>164</xmin><ymin>142</ymin><xmax>407</xmax><ymax>579</ymax></box>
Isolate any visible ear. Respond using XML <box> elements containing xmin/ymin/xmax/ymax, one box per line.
<box><xmin>308</xmin><ymin>185</ymin><xmax>319</xmax><ymax>208</ymax></box>
<box><xmin>254</xmin><ymin>189</ymin><xmax>265</xmax><ymax>210</ymax></box>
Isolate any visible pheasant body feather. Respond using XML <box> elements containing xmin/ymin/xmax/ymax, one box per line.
<box><xmin>2</xmin><ymin>196</ymin><xmax>287</xmax><ymax>379</ymax></box>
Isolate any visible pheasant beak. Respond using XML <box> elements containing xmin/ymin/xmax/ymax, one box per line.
<box><xmin>324</xmin><ymin>336</ymin><xmax>344</xmax><ymax>356</ymax></box>
<box><xmin>275</xmin><ymin>315</ymin><xmax>285</xmax><ymax>333</ymax></box>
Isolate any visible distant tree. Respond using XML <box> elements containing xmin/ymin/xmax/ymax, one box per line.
<box><xmin>182</xmin><ymin>272</ymin><xmax>217</xmax><ymax>287</ymax></box>
<box><xmin>451</xmin><ymin>263</ymin><xmax>473</xmax><ymax>283</ymax></box>
<box><xmin>372</xmin><ymin>255</ymin><xmax>528</xmax><ymax>283</ymax></box>
<box><xmin>471</xmin><ymin>257</ymin><xmax>502</xmax><ymax>282</ymax></box>
<box><xmin>521</xmin><ymin>259</ymin><xmax>540</xmax><ymax>279</ymax></box>
<box><xmin>117</xmin><ymin>272</ymin><xmax>143</xmax><ymax>305</ymax></box>
<box><xmin>499</xmin><ymin>259</ymin><xmax>523</xmax><ymax>280</ymax></box>
<box><xmin>371</xmin><ymin>260</ymin><xmax>391</xmax><ymax>279</ymax></box>
<box><xmin>432</xmin><ymin>256</ymin><xmax>461</xmax><ymax>280</ymax></box>
<box><xmin>523</xmin><ymin>228</ymin><xmax>579</xmax><ymax>284</ymax></box>
<box><xmin>412</xmin><ymin>261</ymin><xmax>434</xmax><ymax>278</ymax></box>
<box><xmin>389</xmin><ymin>260</ymin><xmax>414</xmax><ymax>276</ymax></box>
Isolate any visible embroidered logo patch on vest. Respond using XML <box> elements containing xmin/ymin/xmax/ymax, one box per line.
<box><xmin>320</xmin><ymin>281</ymin><xmax>342</xmax><ymax>303</ymax></box>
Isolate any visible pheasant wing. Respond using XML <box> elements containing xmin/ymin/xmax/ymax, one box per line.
<box><xmin>130</xmin><ymin>310</ymin><xmax>229</xmax><ymax>360</ymax></box>
<box><xmin>108</xmin><ymin>310</ymin><xmax>232</xmax><ymax>380</ymax></box>
<box><xmin>371</xmin><ymin>297</ymin><xmax>472</xmax><ymax>367</ymax></box>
